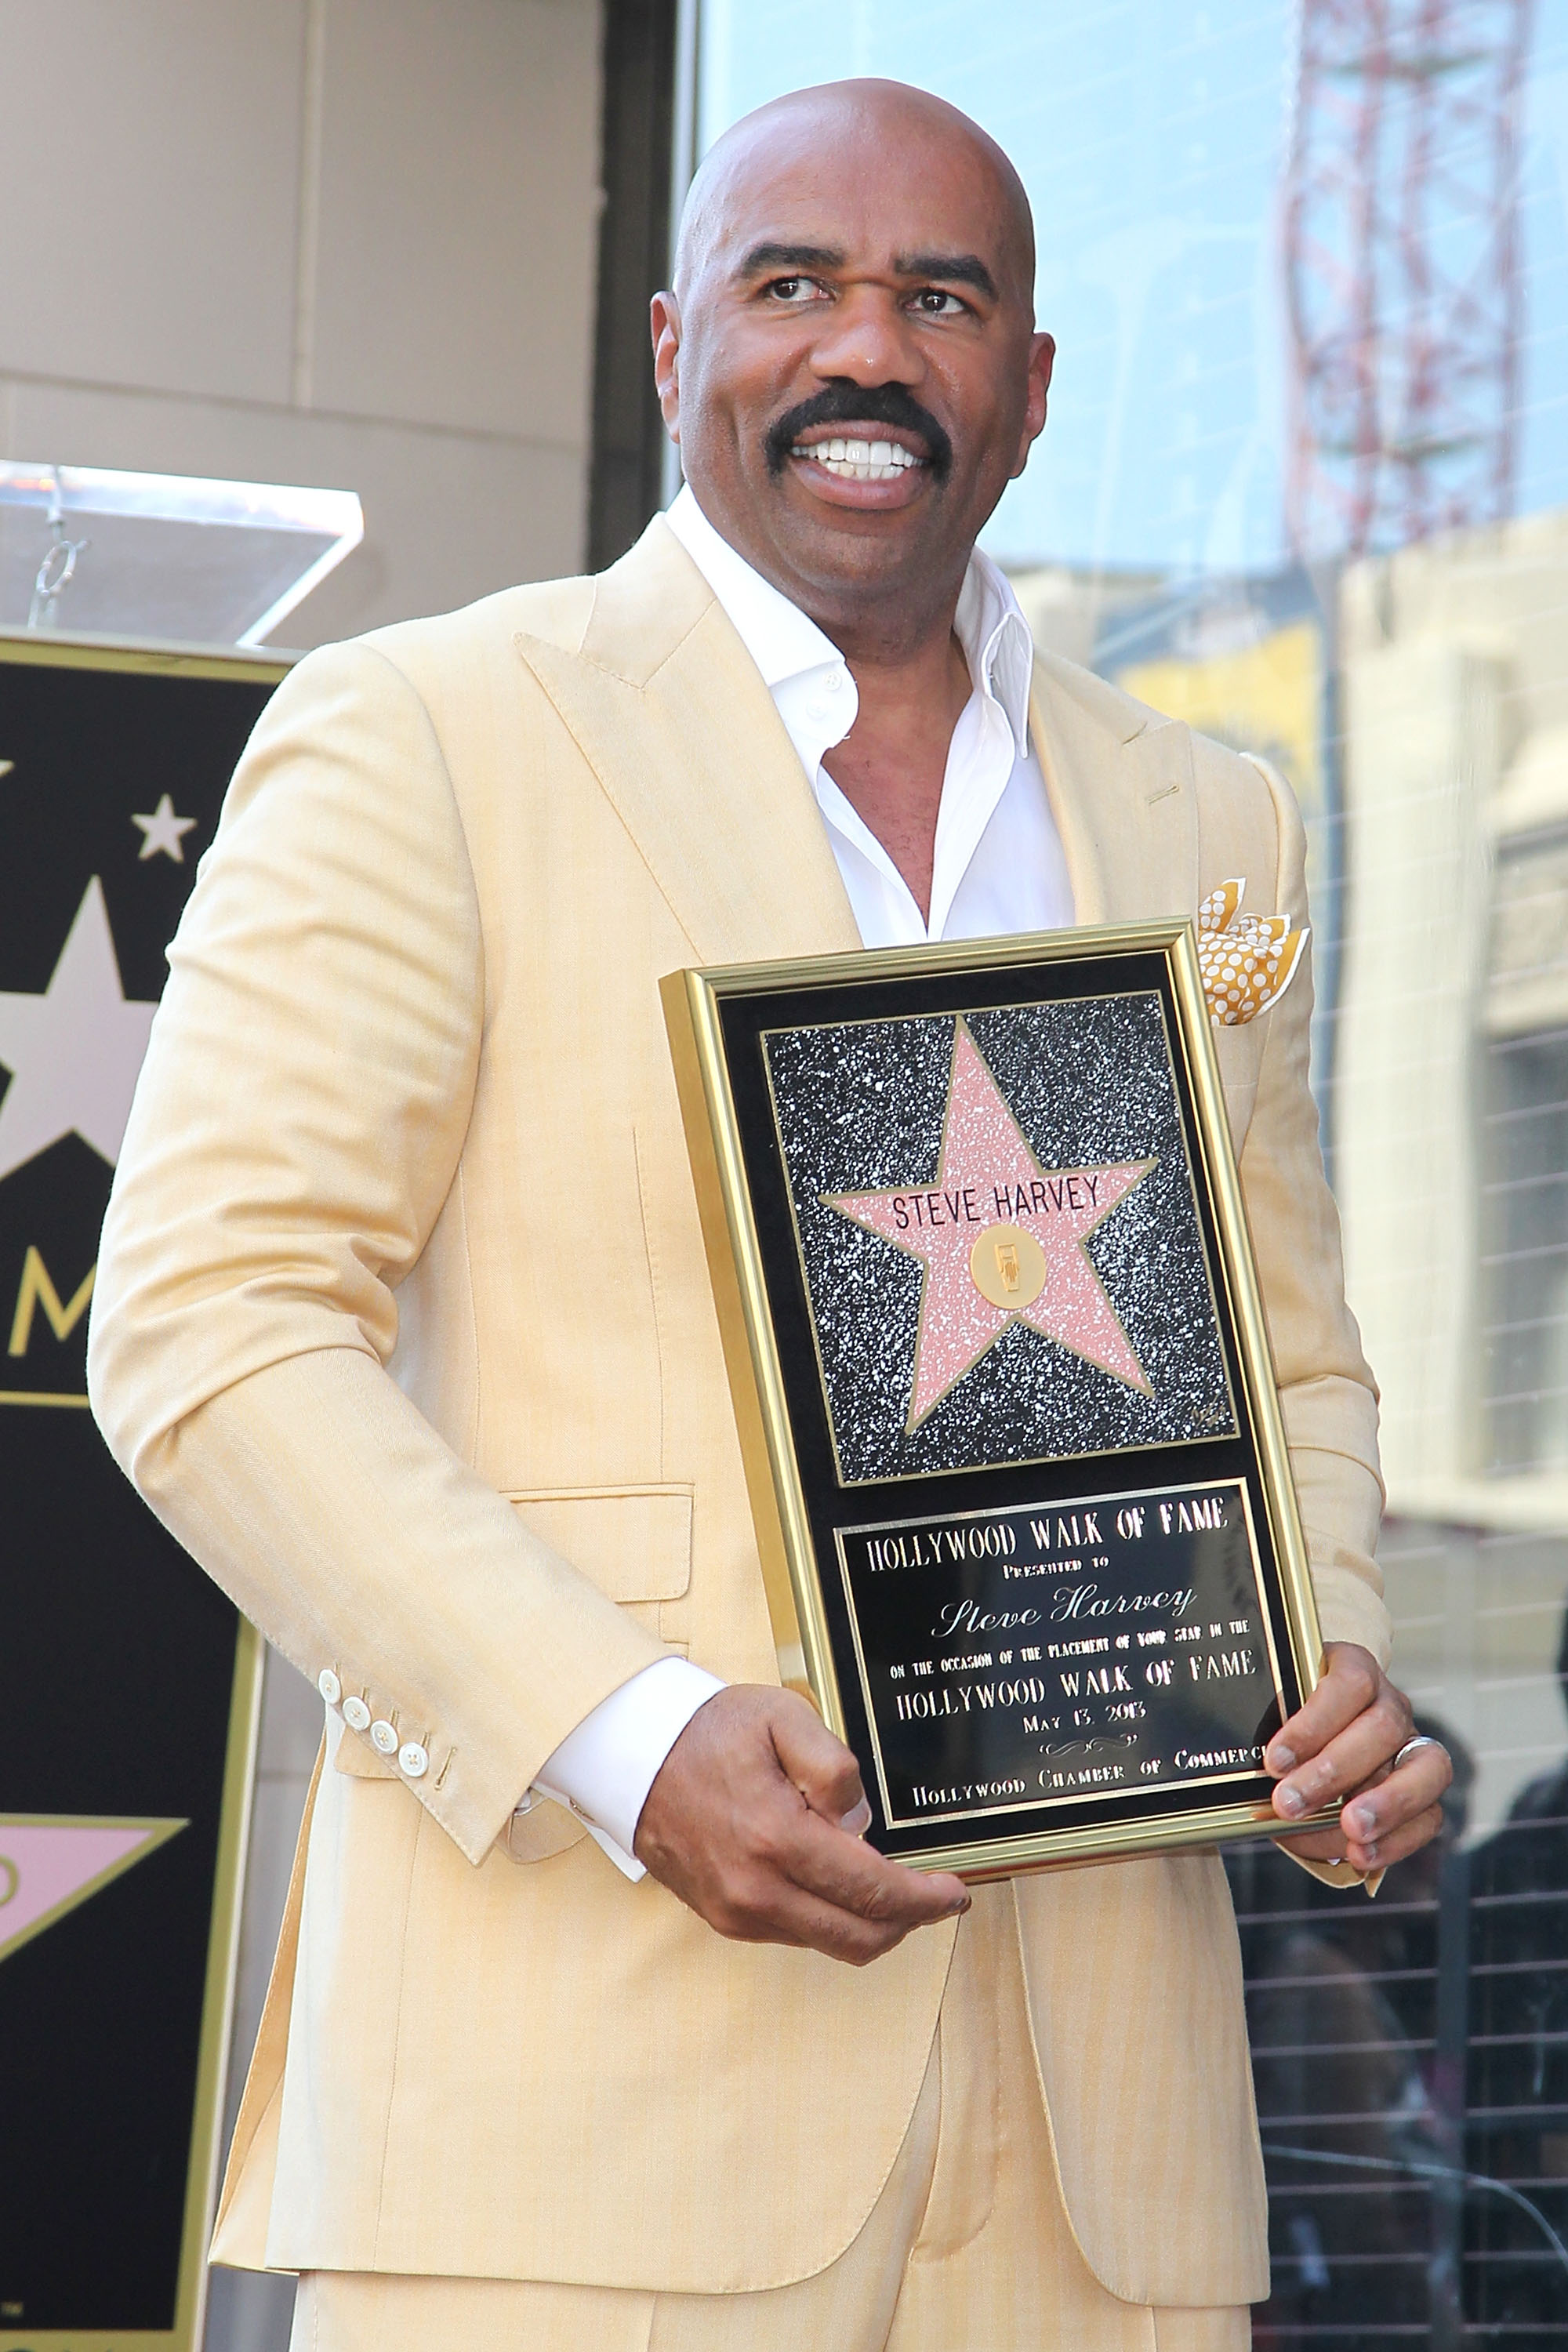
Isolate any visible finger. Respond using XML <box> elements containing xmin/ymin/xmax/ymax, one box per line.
<box><xmin>768</xmin><ymin>1693</ymin><xmax>872</xmax><ymax>1832</ymax></box>
<box><xmin>1272</xmin><ymin>1686</ymin><xmax>1413</xmax><ymax>1824</ymax></box>
<box><xmin>1341</xmin><ymin>1802</ymin><xmax>1446</xmax><ymax>1874</ymax></box>
<box><xmin>778</xmin><ymin>1804</ymin><xmax>970</xmax><ymax>1929</ymax></box>
<box><xmin>720</xmin><ymin>1875</ymin><xmax>932</xmax><ymax>1966</ymax></box>
<box><xmin>1272</xmin><ymin>1705</ymin><xmax>1406</xmax><ymax>1823</ymax></box>
<box><xmin>1340</xmin><ymin>1744</ymin><xmax>1454</xmax><ymax>1851</ymax></box>
<box><xmin>1265</xmin><ymin>1642</ymin><xmax>1383</xmax><ymax>1773</ymax></box>
<box><xmin>709</xmin><ymin>1803</ymin><xmax>967</xmax><ymax>1959</ymax></box>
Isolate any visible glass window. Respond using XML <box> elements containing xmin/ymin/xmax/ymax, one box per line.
<box><xmin>694</xmin><ymin>8</ymin><xmax>1568</xmax><ymax>2338</ymax></box>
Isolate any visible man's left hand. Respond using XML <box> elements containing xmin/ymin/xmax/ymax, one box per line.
<box><xmin>1264</xmin><ymin>1641</ymin><xmax>1452</xmax><ymax>1872</ymax></box>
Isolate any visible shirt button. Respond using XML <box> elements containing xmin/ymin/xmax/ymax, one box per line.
<box><xmin>371</xmin><ymin>1719</ymin><xmax>398</xmax><ymax>1755</ymax></box>
<box><xmin>343</xmin><ymin>1696</ymin><xmax>372</xmax><ymax>1732</ymax></box>
<box><xmin>398</xmin><ymin>1741</ymin><xmax>429</xmax><ymax>1780</ymax></box>
<box><xmin>317</xmin><ymin>1668</ymin><xmax>342</xmax><ymax>1707</ymax></box>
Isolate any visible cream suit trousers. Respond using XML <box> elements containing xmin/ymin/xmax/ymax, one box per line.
<box><xmin>287</xmin><ymin>1887</ymin><xmax>1250</xmax><ymax>2352</ymax></box>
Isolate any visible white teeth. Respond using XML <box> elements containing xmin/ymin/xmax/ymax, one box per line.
<box><xmin>789</xmin><ymin>436</ymin><xmax>921</xmax><ymax>482</ymax></box>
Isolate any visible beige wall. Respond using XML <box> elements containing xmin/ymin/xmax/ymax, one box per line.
<box><xmin>0</xmin><ymin>0</ymin><xmax>604</xmax><ymax>646</ymax></box>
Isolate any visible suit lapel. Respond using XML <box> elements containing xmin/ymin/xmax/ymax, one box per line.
<box><xmin>1029</xmin><ymin>652</ymin><xmax>1198</xmax><ymax>927</ymax></box>
<box><xmin>514</xmin><ymin>519</ymin><xmax>860</xmax><ymax>968</ymax></box>
<box><xmin>516</xmin><ymin>523</ymin><xmax>1201</xmax><ymax>960</ymax></box>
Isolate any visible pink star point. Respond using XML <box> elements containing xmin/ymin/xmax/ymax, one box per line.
<box><xmin>827</xmin><ymin>1019</ymin><xmax>1153</xmax><ymax>1430</ymax></box>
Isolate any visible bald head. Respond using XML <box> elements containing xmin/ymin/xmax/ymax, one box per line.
<box><xmin>650</xmin><ymin>78</ymin><xmax>1052</xmax><ymax>650</ymax></box>
<box><xmin>674</xmin><ymin>80</ymin><xmax>1035</xmax><ymax>309</ymax></box>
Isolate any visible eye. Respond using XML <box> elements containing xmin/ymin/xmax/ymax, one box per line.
<box><xmin>764</xmin><ymin>275</ymin><xmax>826</xmax><ymax>304</ymax></box>
<box><xmin>911</xmin><ymin>289</ymin><xmax>967</xmax><ymax>318</ymax></box>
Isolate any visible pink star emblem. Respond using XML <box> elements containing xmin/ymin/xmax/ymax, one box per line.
<box><xmin>826</xmin><ymin>1018</ymin><xmax>1154</xmax><ymax>1431</ymax></box>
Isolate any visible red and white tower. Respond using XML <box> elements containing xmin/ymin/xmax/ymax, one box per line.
<box><xmin>1283</xmin><ymin>0</ymin><xmax>1534</xmax><ymax>561</ymax></box>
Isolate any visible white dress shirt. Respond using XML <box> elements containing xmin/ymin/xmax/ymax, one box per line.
<box><xmin>531</xmin><ymin>485</ymin><xmax>1075</xmax><ymax>1877</ymax></box>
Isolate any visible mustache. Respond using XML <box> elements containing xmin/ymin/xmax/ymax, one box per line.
<box><xmin>764</xmin><ymin>382</ymin><xmax>953</xmax><ymax>481</ymax></box>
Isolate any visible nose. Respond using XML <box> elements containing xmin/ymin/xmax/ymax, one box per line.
<box><xmin>807</xmin><ymin>286</ymin><xmax>924</xmax><ymax>389</ymax></box>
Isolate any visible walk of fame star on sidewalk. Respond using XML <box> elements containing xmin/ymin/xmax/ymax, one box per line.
<box><xmin>826</xmin><ymin>1019</ymin><xmax>1154</xmax><ymax>1432</ymax></box>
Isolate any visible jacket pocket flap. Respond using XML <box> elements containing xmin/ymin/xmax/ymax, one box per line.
<box><xmin>505</xmin><ymin>1484</ymin><xmax>693</xmax><ymax>1604</ymax></box>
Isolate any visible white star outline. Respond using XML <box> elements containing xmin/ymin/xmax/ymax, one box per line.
<box><xmin>0</xmin><ymin>878</ymin><xmax>158</xmax><ymax>1185</ymax></box>
<box><xmin>132</xmin><ymin>793</ymin><xmax>198</xmax><ymax>862</ymax></box>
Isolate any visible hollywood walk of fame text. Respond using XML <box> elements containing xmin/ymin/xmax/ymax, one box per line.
<box><xmin>836</xmin><ymin>1478</ymin><xmax>1283</xmax><ymax>1832</ymax></box>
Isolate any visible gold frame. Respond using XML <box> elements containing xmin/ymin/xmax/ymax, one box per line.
<box><xmin>0</xmin><ymin>627</ymin><xmax>280</xmax><ymax>2348</ymax></box>
<box><xmin>662</xmin><ymin>918</ymin><xmax>1330</xmax><ymax>1875</ymax></box>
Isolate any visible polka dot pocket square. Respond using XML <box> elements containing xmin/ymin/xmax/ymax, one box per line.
<box><xmin>1196</xmin><ymin>878</ymin><xmax>1308</xmax><ymax>1027</ymax></box>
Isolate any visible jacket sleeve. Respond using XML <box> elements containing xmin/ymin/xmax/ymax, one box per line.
<box><xmin>1236</xmin><ymin>752</ymin><xmax>1392</xmax><ymax>1671</ymax></box>
<box><xmin>87</xmin><ymin>637</ymin><xmax>667</xmax><ymax>1865</ymax></box>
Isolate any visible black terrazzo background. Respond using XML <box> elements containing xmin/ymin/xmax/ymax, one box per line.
<box><xmin>763</xmin><ymin>992</ymin><xmax>1235</xmax><ymax>1484</ymax></box>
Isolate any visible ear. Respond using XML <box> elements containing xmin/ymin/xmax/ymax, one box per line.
<box><xmin>651</xmin><ymin>291</ymin><xmax>682</xmax><ymax>445</ymax></box>
<box><xmin>1011</xmin><ymin>331</ymin><xmax>1055</xmax><ymax>480</ymax></box>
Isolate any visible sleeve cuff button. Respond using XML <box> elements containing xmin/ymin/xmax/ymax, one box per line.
<box><xmin>343</xmin><ymin>1696</ymin><xmax>372</xmax><ymax>1731</ymax></box>
<box><xmin>398</xmin><ymin>1742</ymin><xmax>429</xmax><ymax>1780</ymax></box>
<box><xmin>317</xmin><ymin>1669</ymin><xmax>343</xmax><ymax>1707</ymax></box>
<box><xmin>370</xmin><ymin>1719</ymin><xmax>398</xmax><ymax>1755</ymax></box>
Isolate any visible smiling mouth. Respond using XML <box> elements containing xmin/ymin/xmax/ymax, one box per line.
<box><xmin>789</xmin><ymin>435</ymin><xmax>927</xmax><ymax>483</ymax></box>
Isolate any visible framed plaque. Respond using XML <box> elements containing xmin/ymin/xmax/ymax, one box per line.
<box><xmin>662</xmin><ymin>920</ymin><xmax>1330</xmax><ymax>1877</ymax></box>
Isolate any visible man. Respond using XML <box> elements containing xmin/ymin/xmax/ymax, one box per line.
<box><xmin>89</xmin><ymin>78</ymin><xmax>1450</xmax><ymax>2352</ymax></box>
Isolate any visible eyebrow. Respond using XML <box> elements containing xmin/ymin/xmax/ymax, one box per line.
<box><xmin>735</xmin><ymin>241</ymin><xmax>1000</xmax><ymax>303</ymax></box>
<box><xmin>737</xmin><ymin>241</ymin><xmax>846</xmax><ymax>278</ymax></box>
<box><xmin>895</xmin><ymin>252</ymin><xmax>1000</xmax><ymax>302</ymax></box>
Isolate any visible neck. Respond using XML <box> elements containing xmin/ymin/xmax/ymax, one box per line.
<box><xmin>820</xmin><ymin>613</ymin><xmax>974</xmax><ymax>926</ymax></box>
<box><xmin>677</xmin><ymin>490</ymin><xmax>985</xmax><ymax>923</ymax></box>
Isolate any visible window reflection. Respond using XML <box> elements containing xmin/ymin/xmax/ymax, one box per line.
<box><xmin>696</xmin><ymin>6</ymin><xmax>1568</xmax><ymax>2338</ymax></box>
<box><xmin>1230</xmin><ymin>1581</ymin><xmax>1568</xmax><ymax>2341</ymax></box>
<box><xmin>1229</xmin><ymin>1709</ymin><xmax>1475</xmax><ymax>2337</ymax></box>
<box><xmin>1484</xmin><ymin>1031</ymin><xmax>1568</xmax><ymax>1479</ymax></box>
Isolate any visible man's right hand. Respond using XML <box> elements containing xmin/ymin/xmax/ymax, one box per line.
<box><xmin>633</xmin><ymin>1685</ymin><xmax>971</xmax><ymax>1965</ymax></box>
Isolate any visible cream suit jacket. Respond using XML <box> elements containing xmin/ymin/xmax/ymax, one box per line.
<box><xmin>87</xmin><ymin>517</ymin><xmax>1389</xmax><ymax>2309</ymax></box>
